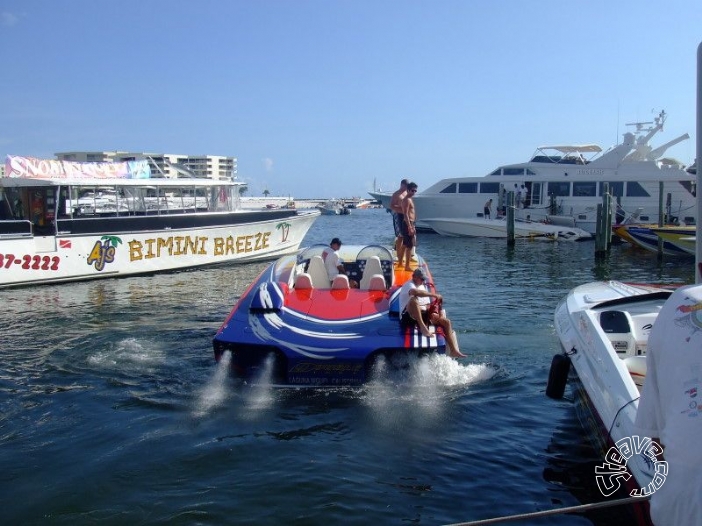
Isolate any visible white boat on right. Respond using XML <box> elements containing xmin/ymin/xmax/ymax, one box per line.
<box><xmin>370</xmin><ymin>110</ymin><xmax>695</xmax><ymax>234</ymax></box>
<box><xmin>422</xmin><ymin>216</ymin><xmax>591</xmax><ymax>241</ymax></box>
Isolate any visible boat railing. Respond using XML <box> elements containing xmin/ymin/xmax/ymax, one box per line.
<box><xmin>0</xmin><ymin>219</ymin><xmax>33</xmax><ymax>238</ymax></box>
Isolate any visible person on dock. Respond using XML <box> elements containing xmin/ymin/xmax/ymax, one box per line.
<box><xmin>635</xmin><ymin>283</ymin><xmax>702</xmax><ymax>526</ymax></box>
<box><xmin>399</xmin><ymin>268</ymin><xmax>465</xmax><ymax>358</ymax></box>
<box><xmin>400</xmin><ymin>182</ymin><xmax>420</xmax><ymax>271</ymax></box>
<box><xmin>390</xmin><ymin>179</ymin><xmax>408</xmax><ymax>263</ymax></box>
<box><xmin>322</xmin><ymin>237</ymin><xmax>358</xmax><ymax>287</ymax></box>
<box><xmin>484</xmin><ymin>198</ymin><xmax>493</xmax><ymax>219</ymax></box>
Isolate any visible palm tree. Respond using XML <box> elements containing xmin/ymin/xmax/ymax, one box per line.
<box><xmin>263</xmin><ymin>189</ymin><xmax>270</xmax><ymax>197</ymax></box>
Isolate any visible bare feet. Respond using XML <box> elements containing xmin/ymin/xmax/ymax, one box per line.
<box><xmin>450</xmin><ymin>350</ymin><xmax>467</xmax><ymax>358</ymax></box>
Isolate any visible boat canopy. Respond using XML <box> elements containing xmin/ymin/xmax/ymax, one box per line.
<box><xmin>537</xmin><ymin>145</ymin><xmax>602</xmax><ymax>154</ymax></box>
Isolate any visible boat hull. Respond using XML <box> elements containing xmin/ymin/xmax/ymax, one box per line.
<box><xmin>614</xmin><ymin>225</ymin><xmax>691</xmax><ymax>257</ymax></box>
<box><xmin>0</xmin><ymin>210</ymin><xmax>319</xmax><ymax>288</ymax></box>
<box><xmin>422</xmin><ymin>217</ymin><xmax>591</xmax><ymax>240</ymax></box>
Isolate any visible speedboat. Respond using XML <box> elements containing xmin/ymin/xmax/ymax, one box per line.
<box><xmin>613</xmin><ymin>224</ymin><xmax>692</xmax><ymax>257</ymax></box>
<box><xmin>316</xmin><ymin>199</ymin><xmax>350</xmax><ymax>215</ymax></box>
<box><xmin>421</xmin><ymin>216</ymin><xmax>591</xmax><ymax>241</ymax></box>
<box><xmin>649</xmin><ymin>226</ymin><xmax>696</xmax><ymax>256</ymax></box>
<box><xmin>0</xmin><ymin>155</ymin><xmax>320</xmax><ymax>288</ymax></box>
<box><xmin>370</xmin><ymin>110</ymin><xmax>695</xmax><ymax>234</ymax></box>
<box><xmin>213</xmin><ymin>244</ymin><xmax>457</xmax><ymax>386</ymax></box>
<box><xmin>548</xmin><ymin>280</ymin><xmax>674</xmax><ymax>517</ymax></box>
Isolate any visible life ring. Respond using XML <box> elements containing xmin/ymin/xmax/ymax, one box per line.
<box><xmin>546</xmin><ymin>353</ymin><xmax>571</xmax><ymax>399</ymax></box>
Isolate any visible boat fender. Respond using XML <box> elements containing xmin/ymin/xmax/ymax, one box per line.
<box><xmin>250</xmin><ymin>282</ymin><xmax>284</xmax><ymax>312</ymax></box>
<box><xmin>546</xmin><ymin>353</ymin><xmax>571</xmax><ymax>399</ymax></box>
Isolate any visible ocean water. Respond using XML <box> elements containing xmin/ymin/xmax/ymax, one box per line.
<box><xmin>0</xmin><ymin>208</ymin><xmax>694</xmax><ymax>525</ymax></box>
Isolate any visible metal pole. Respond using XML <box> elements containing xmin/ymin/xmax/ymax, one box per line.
<box><xmin>697</xmin><ymin>41</ymin><xmax>702</xmax><ymax>283</ymax></box>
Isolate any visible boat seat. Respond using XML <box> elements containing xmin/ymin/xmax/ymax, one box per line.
<box><xmin>307</xmin><ymin>255</ymin><xmax>330</xmax><ymax>288</ymax></box>
<box><xmin>360</xmin><ymin>256</ymin><xmax>384</xmax><ymax>290</ymax></box>
<box><xmin>331</xmin><ymin>274</ymin><xmax>350</xmax><ymax>290</ymax></box>
<box><xmin>600</xmin><ymin>310</ymin><xmax>635</xmax><ymax>355</ymax></box>
<box><xmin>367</xmin><ymin>274</ymin><xmax>386</xmax><ymax>291</ymax></box>
<box><xmin>295</xmin><ymin>273</ymin><xmax>314</xmax><ymax>290</ymax></box>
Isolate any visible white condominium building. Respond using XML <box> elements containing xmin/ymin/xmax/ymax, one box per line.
<box><xmin>55</xmin><ymin>151</ymin><xmax>238</xmax><ymax>181</ymax></box>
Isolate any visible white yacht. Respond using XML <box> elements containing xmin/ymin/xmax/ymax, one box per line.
<box><xmin>370</xmin><ymin>110</ymin><xmax>695</xmax><ymax>234</ymax></box>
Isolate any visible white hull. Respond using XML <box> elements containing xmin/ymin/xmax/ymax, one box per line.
<box><xmin>422</xmin><ymin>217</ymin><xmax>591</xmax><ymax>241</ymax></box>
<box><xmin>554</xmin><ymin>281</ymin><xmax>672</xmax><ymax>492</ymax></box>
<box><xmin>371</xmin><ymin>111</ymin><xmax>695</xmax><ymax>234</ymax></box>
<box><xmin>0</xmin><ymin>211</ymin><xmax>319</xmax><ymax>288</ymax></box>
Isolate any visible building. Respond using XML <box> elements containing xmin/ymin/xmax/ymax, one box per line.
<box><xmin>54</xmin><ymin>151</ymin><xmax>237</xmax><ymax>181</ymax></box>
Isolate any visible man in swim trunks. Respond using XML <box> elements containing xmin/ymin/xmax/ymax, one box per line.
<box><xmin>390</xmin><ymin>179</ymin><xmax>408</xmax><ymax>262</ymax></box>
<box><xmin>400</xmin><ymin>182</ymin><xmax>419</xmax><ymax>271</ymax></box>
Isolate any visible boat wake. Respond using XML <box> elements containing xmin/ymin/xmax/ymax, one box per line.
<box><xmin>192</xmin><ymin>350</ymin><xmax>232</xmax><ymax>417</ymax></box>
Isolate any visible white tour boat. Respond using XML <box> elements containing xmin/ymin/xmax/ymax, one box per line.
<box><xmin>0</xmin><ymin>155</ymin><xmax>320</xmax><ymax>289</ymax></box>
<box><xmin>370</xmin><ymin>110</ymin><xmax>695</xmax><ymax>234</ymax></box>
<box><xmin>548</xmin><ymin>280</ymin><xmax>674</xmax><ymax>518</ymax></box>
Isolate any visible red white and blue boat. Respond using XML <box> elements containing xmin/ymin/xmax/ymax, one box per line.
<box><xmin>213</xmin><ymin>244</ymin><xmax>455</xmax><ymax>386</ymax></box>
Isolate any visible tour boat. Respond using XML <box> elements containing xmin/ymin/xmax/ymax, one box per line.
<box><xmin>548</xmin><ymin>281</ymin><xmax>676</xmax><ymax>523</ymax></box>
<box><xmin>370</xmin><ymin>110</ymin><xmax>694</xmax><ymax>234</ymax></box>
<box><xmin>421</xmin><ymin>216</ymin><xmax>591</xmax><ymax>241</ymax></box>
<box><xmin>213</xmin><ymin>244</ymin><xmax>457</xmax><ymax>386</ymax></box>
<box><xmin>0</xmin><ymin>155</ymin><xmax>319</xmax><ymax>288</ymax></box>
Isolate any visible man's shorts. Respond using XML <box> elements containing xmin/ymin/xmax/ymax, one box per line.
<box><xmin>393</xmin><ymin>212</ymin><xmax>404</xmax><ymax>237</ymax></box>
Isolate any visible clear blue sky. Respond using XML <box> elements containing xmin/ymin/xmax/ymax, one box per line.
<box><xmin>1</xmin><ymin>1</ymin><xmax>699</xmax><ymax>199</ymax></box>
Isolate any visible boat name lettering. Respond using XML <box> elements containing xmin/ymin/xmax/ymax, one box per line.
<box><xmin>290</xmin><ymin>363</ymin><xmax>363</xmax><ymax>374</ymax></box>
<box><xmin>0</xmin><ymin>253</ymin><xmax>60</xmax><ymax>271</ymax></box>
<box><xmin>575</xmin><ymin>169</ymin><xmax>604</xmax><ymax>175</ymax></box>
<box><xmin>128</xmin><ymin>232</ymin><xmax>271</xmax><ymax>261</ymax></box>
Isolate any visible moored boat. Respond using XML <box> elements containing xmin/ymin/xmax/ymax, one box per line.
<box><xmin>316</xmin><ymin>199</ymin><xmax>350</xmax><ymax>215</ymax></box>
<box><xmin>649</xmin><ymin>225</ymin><xmax>696</xmax><ymax>255</ymax></box>
<box><xmin>613</xmin><ymin>224</ymin><xmax>692</xmax><ymax>257</ymax></box>
<box><xmin>422</xmin><ymin>216</ymin><xmax>591</xmax><ymax>241</ymax></box>
<box><xmin>0</xmin><ymin>155</ymin><xmax>320</xmax><ymax>288</ymax></box>
<box><xmin>548</xmin><ymin>281</ymin><xmax>676</xmax><ymax>523</ymax></box>
<box><xmin>212</xmin><ymin>244</ymin><xmax>459</xmax><ymax>386</ymax></box>
<box><xmin>370</xmin><ymin>110</ymin><xmax>695</xmax><ymax>234</ymax></box>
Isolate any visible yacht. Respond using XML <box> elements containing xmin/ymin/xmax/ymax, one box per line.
<box><xmin>370</xmin><ymin>111</ymin><xmax>695</xmax><ymax>234</ymax></box>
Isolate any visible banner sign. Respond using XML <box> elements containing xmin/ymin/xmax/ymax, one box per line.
<box><xmin>4</xmin><ymin>155</ymin><xmax>151</xmax><ymax>180</ymax></box>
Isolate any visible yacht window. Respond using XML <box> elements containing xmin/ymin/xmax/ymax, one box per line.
<box><xmin>526</xmin><ymin>169</ymin><xmax>536</xmax><ymax>175</ymax></box>
<box><xmin>599</xmin><ymin>182</ymin><xmax>624</xmax><ymax>197</ymax></box>
<box><xmin>684</xmin><ymin>216</ymin><xmax>695</xmax><ymax>225</ymax></box>
<box><xmin>490</xmin><ymin>169</ymin><xmax>501</xmax><ymax>175</ymax></box>
<box><xmin>680</xmin><ymin>180</ymin><xmax>697</xmax><ymax>197</ymax></box>
<box><xmin>640</xmin><ymin>215</ymin><xmax>650</xmax><ymax>221</ymax></box>
<box><xmin>626</xmin><ymin>182</ymin><xmax>650</xmax><ymax>197</ymax></box>
<box><xmin>547</xmin><ymin>182</ymin><xmax>570</xmax><ymax>197</ymax></box>
<box><xmin>458</xmin><ymin>183</ymin><xmax>478</xmax><ymax>193</ymax></box>
<box><xmin>440</xmin><ymin>183</ymin><xmax>457</xmax><ymax>194</ymax></box>
<box><xmin>503</xmin><ymin>168</ymin><xmax>524</xmax><ymax>176</ymax></box>
<box><xmin>480</xmin><ymin>182</ymin><xmax>500</xmax><ymax>194</ymax></box>
<box><xmin>573</xmin><ymin>181</ymin><xmax>596</xmax><ymax>197</ymax></box>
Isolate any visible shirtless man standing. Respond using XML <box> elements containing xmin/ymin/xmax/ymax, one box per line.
<box><xmin>401</xmin><ymin>182</ymin><xmax>418</xmax><ymax>271</ymax></box>
<box><xmin>389</xmin><ymin>179</ymin><xmax>408</xmax><ymax>262</ymax></box>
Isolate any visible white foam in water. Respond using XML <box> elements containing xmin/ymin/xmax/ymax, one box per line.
<box><xmin>87</xmin><ymin>337</ymin><xmax>165</xmax><ymax>370</ymax></box>
<box><xmin>241</xmin><ymin>353</ymin><xmax>276</xmax><ymax>412</ymax></box>
<box><xmin>192</xmin><ymin>350</ymin><xmax>232</xmax><ymax>417</ymax></box>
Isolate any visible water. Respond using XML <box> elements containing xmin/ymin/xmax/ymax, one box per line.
<box><xmin>0</xmin><ymin>209</ymin><xmax>694</xmax><ymax>525</ymax></box>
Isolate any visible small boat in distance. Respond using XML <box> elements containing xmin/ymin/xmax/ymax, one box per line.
<box><xmin>548</xmin><ymin>281</ymin><xmax>675</xmax><ymax>523</ymax></box>
<box><xmin>370</xmin><ymin>110</ymin><xmax>695</xmax><ymax>234</ymax></box>
<box><xmin>422</xmin><ymin>216</ymin><xmax>591</xmax><ymax>241</ymax></box>
<box><xmin>316</xmin><ymin>199</ymin><xmax>350</xmax><ymax>215</ymax></box>
<box><xmin>213</xmin><ymin>244</ymin><xmax>458</xmax><ymax>386</ymax></box>
<box><xmin>0</xmin><ymin>155</ymin><xmax>320</xmax><ymax>288</ymax></box>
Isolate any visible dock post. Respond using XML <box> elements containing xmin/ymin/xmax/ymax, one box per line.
<box><xmin>507</xmin><ymin>192</ymin><xmax>515</xmax><ymax>246</ymax></box>
<box><xmin>594</xmin><ymin>184</ymin><xmax>612</xmax><ymax>257</ymax></box>
<box><xmin>697</xmin><ymin>41</ymin><xmax>702</xmax><ymax>284</ymax></box>
<box><xmin>658</xmin><ymin>181</ymin><xmax>664</xmax><ymax>258</ymax></box>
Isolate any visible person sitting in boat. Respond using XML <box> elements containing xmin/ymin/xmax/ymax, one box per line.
<box><xmin>321</xmin><ymin>237</ymin><xmax>358</xmax><ymax>288</ymax></box>
<box><xmin>398</xmin><ymin>268</ymin><xmax>466</xmax><ymax>358</ymax></box>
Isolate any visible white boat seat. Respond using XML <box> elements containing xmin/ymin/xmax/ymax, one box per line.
<box><xmin>360</xmin><ymin>256</ymin><xmax>384</xmax><ymax>290</ymax></box>
<box><xmin>307</xmin><ymin>255</ymin><xmax>330</xmax><ymax>288</ymax></box>
<box><xmin>623</xmin><ymin>356</ymin><xmax>647</xmax><ymax>389</ymax></box>
<box><xmin>331</xmin><ymin>274</ymin><xmax>350</xmax><ymax>290</ymax></box>
<box><xmin>367</xmin><ymin>274</ymin><xmax>386</xmax><ymax>291</ymax></box>
<box><xmin>295</xmin><ymin>273</ymin><xmax>313</xmax><ymax>290</ymax></box>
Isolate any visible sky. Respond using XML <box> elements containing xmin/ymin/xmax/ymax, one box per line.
<box><xmin>1</xmin><ymin>1</ymin><xmax>700</xmax><ymax>199</ymax></box>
